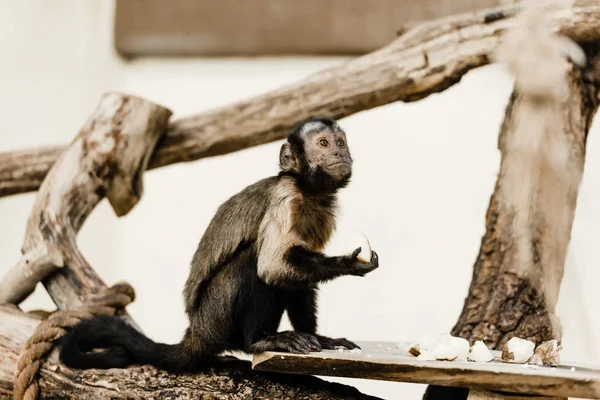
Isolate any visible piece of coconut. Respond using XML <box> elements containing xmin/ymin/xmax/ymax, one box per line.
<box><xmin>468</xmin><ymin>341</ymin><xmax>493</xmax><ymax>362</ymax></box>
<box><xmin>418</xmin><ymin>333</ymin><xmax>440</xmax><ymax>353</ymax></box>
<box><xmin>417</xmin><ymin>350</ymin><xmax>436</xmax><ymax>361</ymax></box>
<box><xmin>529</xmin><ymin>340</ymin><xmax>562</xmax><ymax>367</ymax></box>
<box><xmin>352</xmin><ymin>232</ymin><xmax>372</xmax><ymax>262</ymax></box>
<box><xmin>432</xmin><ymin>342</ymin><xmax>458</xmax><ymax>361</ymax></box>
<box><xmin>406</xmin><ymin>333</ymin><xmax>439</xmax><ymax>357</ymax></box>
<box><xmin>407</xmin><ymin>343</ymin><xmax>421</xmax><ymax>357</ymax></box>
<box><xmin>502</xmin><ymin>337</ymin><xmax>535</xmax><ymax>363</ymax></box>
<box><xmin>447</xmin><ymin>335</ymin><xmax>470</xmax><ymax>361</ymax></box>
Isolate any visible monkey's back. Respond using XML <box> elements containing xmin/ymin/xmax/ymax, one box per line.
<box><xmin>183</xmin><ymin>176</ymin><xmax>280</xmax><ymax>313</ymax></box>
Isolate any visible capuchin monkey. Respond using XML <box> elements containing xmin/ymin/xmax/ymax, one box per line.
<box><xmin>58</xmin><ymin>117</ymin><xmax>379</xmax><ymax>373</ymax></box>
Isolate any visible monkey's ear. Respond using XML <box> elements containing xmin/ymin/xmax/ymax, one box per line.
<box><xmin>279</xmin><ymin>143</ymin><xmax>299</xmax><ymax>173</ymax></box>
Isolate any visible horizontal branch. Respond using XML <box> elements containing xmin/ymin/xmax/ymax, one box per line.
<box><xmin>0</xmin><ymin>306</ymin><xmax>381</xmax><ymax>399</ymax></box>
<box><xmin>1</xmin><ymin>0</ymin><xmax>600</xmax><ymax>199</ymax></box>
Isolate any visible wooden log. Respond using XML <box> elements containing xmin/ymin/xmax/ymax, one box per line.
<box><xmin>422</xmin><ymin>40</ymin><xmax>600</xmax><ymax>400</ymax></box>
<box><xmin>0</xmin><ymin>306</ymin><xmax>381</xmax><ymax>400</ymax></box>
<box><xmin>0</xmin><ymin>93</ymin><xmax>172</xmax><ymax>309</ymax></box>
<box><xmin>2</xmin><ymin>0</ymin><xmax>600</xmax><ymax>198</ymax></box>
<box><xmin>252</xmin><ymin>341</ymin><xmax>600</xmax><ymax>399</ymax></box>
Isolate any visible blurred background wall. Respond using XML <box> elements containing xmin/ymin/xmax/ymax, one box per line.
<box><xmin>0</xmin><ymin>1</ymin><xmax>598</xmax><ymax>399</ymax></box>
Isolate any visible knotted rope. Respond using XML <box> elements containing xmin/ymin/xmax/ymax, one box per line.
<box><xmin>13</xmin><ymin>282</ymin><xmax>136</xmax><ymax>400</ymax></box>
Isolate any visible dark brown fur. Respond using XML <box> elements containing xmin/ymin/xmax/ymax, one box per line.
<box><xmin>58</xmin><ymin>117</ymin><xmax>379</xmax><ymax>373</ymax></box>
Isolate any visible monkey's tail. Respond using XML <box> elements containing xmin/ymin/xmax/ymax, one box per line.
<box><xmin>58</xmin><ymin>315</ymin><xmax>198</xmax><ymax>373</ymax></box>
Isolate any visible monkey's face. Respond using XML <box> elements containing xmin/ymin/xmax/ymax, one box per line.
<box><xmin>280</xmin><ymin>118</ymin><xmax>353</xmax><ymax>191</ymax></box>
<box><xmin>303</xmin><ymin>129</ymin><xmax>353</xmax><ymax>182</ymax></box>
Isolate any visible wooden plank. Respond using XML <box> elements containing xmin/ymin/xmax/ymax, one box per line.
<box><xmin>252</xmin><ymin>341</ymin><xmax>600</xmax><ymax>399</ymax></box>
<box><xmin>114</xmin><ymin>0</ymin><xmax>514</xmax><ymax>57</ymax></box>
<box><xmin>467</xmin><ymin>390</ymin><xmax>565</xmax><ymax>399</ymax></box>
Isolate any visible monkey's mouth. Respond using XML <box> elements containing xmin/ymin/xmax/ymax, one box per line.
<box><xmin>327</xmin><ymin>161</ymin><xmax>350</xmax><ymax>167</ymax></box>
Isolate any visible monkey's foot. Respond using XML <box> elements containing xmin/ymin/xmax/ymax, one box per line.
<box><xmin>250</xmin><ymin>331</ymin><xmax>322</xmax><ymax>354</ymax></box>
<box><xmin>316</xmin><ymin>335</ymin><xmax>360</xmax><ymax>350</ymax></box>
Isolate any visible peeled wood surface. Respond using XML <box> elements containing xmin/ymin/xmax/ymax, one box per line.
<box><xmin>0</xmin><ymin>93</ymin><xmax>172</xmax><ymax>310</ymax></box>
<box><xmin>252</xmin><ymin>341</ymin><xmax>600</xmax><ymax>399</ymax></box>
<box><xmin>2</xmin><ymin>0</ymin><xmax>600</xmax><ymax>198</ymax></box>
<box><xmin>0</xmin><ymin>306</ymin><xmax>381</xmax><ymax>400</ymax></box>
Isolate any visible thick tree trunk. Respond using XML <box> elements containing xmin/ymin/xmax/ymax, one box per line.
<box><xmin>1</xmin><ymin>0</ymin><xmax>599</xmax><ymax>198</ymax></box>
<box><xmin>0</xmin><ymin>306</ymin><xmax>381</xmax><ymax>400</ymax></box>
<box><xmin>423</xmin><ymin>44</ymin><xmax>600</xmax><ymax>400</ymax></box>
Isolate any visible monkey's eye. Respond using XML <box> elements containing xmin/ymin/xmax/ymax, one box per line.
<box><xmin>319</xmin><ymin>139</ymin><xmax>328</xmax><ymax>147</ymax></box>
<box><xmin>336</xmin><ymin>139</ymin><xmax>345</xmax><ymax>147</ymax></box>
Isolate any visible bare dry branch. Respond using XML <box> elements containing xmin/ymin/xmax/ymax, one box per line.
<box><xmin>0</xmin><ymin>93</ymin><xmax>172</xmax><ymax>308</ymax></box>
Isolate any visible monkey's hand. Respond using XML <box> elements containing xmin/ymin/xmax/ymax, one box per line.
<box><xmin>346</xmin><ymin>248</ymin><xmax>379</xmax><ymax>276</ymax></box>
<box><xmin>316</xmin><ymin>334</ymin><xmax>360</xmax><ymax>350</ymax></box>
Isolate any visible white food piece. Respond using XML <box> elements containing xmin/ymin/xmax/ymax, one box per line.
<box><xmin>502</xmin><ymin>337</ymin><xmax>535</xmax><ymax>363</ymax></box>
<box><xmin>351</xmin><ymin>232</ymin><xmax>372</xmax><ymax>262</ymax></box>
<box><xmin>430</xmin><ymin>334</ymin><xmax>468</xmax><ymax>361</ymax></box>
<box><xmin>432</xmin><ymin>343</ymin><xmax>458</xmax><ymax>361</ymax></box>
<box><xmin>447</xmin><ymin>335</ymin><xmax>470</xmax><ymax>361</ymax></box>
<box><xmin>417</xmin><ymin>350</ymin><xmax>436</xmax><ymax>361</ymax></box>
<box><xmin>418</xmin><ymin>333</ymin><xmax>441</xmax><ymax>353</ymax></box>
<box><xmin>468</xmin><ymin>341</ymin><xmax>493</xmax><ymax>362</ymax></box>
<box><xmin>406</xmin><ymin>333</ymin><xmax>439</xmax><ymax>357</ymax></box>
<box><xmin>350</xmin><ymin>348</ymin><xmax>362</xmax><ymax>354</ymax></box>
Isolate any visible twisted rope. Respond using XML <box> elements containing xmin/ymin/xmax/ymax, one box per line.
<box><xmin>13</xmin><ymin>282</ymin><xmax>136</xmax><ymax>400</ymax></box>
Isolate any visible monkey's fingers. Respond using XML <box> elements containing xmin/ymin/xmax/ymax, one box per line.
<box><xmin>281</xmin><ymin>332</ymin><xmax>321</xmax><ymax>353</ymax></box>
<box><xmin>370</xmin><ymin>251</ymin><xmax>379</xmax><ymax>267</ymax></box>
<box><xmin>317</xmin><ymin>335</ymin><xmax>360</xmax><ymax>350</ymax></box>
<box><xmin>300</xmin><ymin>333</ymin><xmax>323</xmax><ymax>352</ymax></box>
<box><xmin>351</xmin><ymin>247</ymin><xmax>362</xmax><ymax>259</ymax></box>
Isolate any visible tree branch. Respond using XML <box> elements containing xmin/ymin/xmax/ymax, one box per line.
<box><xmin>1</xmin><ymin>0</ymin><xmax>599</xmax><ymax>198</ymax></box>
<box><xmin>0</xmin><ymin>93</ymin><xmax>172</xmax><ymax>310</ymax></box>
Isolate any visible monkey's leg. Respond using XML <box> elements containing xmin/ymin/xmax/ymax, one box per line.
<box><xmin>239</xmin><ymin>278</ymin><xmax>321</xmax><ymax>354</ymax></box>
<box><xmin>286</xmin><ymin>288</ymin><xmax>359</xmax><ymax>350</ymax></box>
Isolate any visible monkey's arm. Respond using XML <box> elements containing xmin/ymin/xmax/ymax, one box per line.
<box><xmin>288</xmin><ymin>246</ymin><xmax>378</xmax><ymax>282</ymax></box>
<box><xmin>258</xmin><ymin>239</ymin><xmax>378</xmax><ymax>286</ymax></box>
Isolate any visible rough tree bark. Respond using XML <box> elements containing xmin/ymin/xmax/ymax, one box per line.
<box><xmin>1</xmin><ymin>0</ymin><xmax>600</xmax><ymax>198</ymax></box>
<box><xmin>0</xmin><ymin>306</ymin><xmax>381</xmax><ymax>400</ymax></box>
<box><xmin>423</xmin><ymin>44</ymin><xmax>600</xmax><ymax>400</ymax></box>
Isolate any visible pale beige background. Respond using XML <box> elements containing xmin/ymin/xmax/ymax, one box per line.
<box><xmin>0</xmin><ymin>2</ymin><xmax>598</xmax><ymax>399</ymax></box>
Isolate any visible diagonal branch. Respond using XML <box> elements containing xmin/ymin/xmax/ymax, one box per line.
<box><xmin>2</xmin><ymin>0</ymin><xmax>600</xmax><ymax>199</ymax></box>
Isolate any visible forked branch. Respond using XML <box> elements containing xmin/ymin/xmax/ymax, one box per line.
<box><xmin>0</xmin><ymin>93</ymin><xmax>172</xmax><ymax>309</ymax></box>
